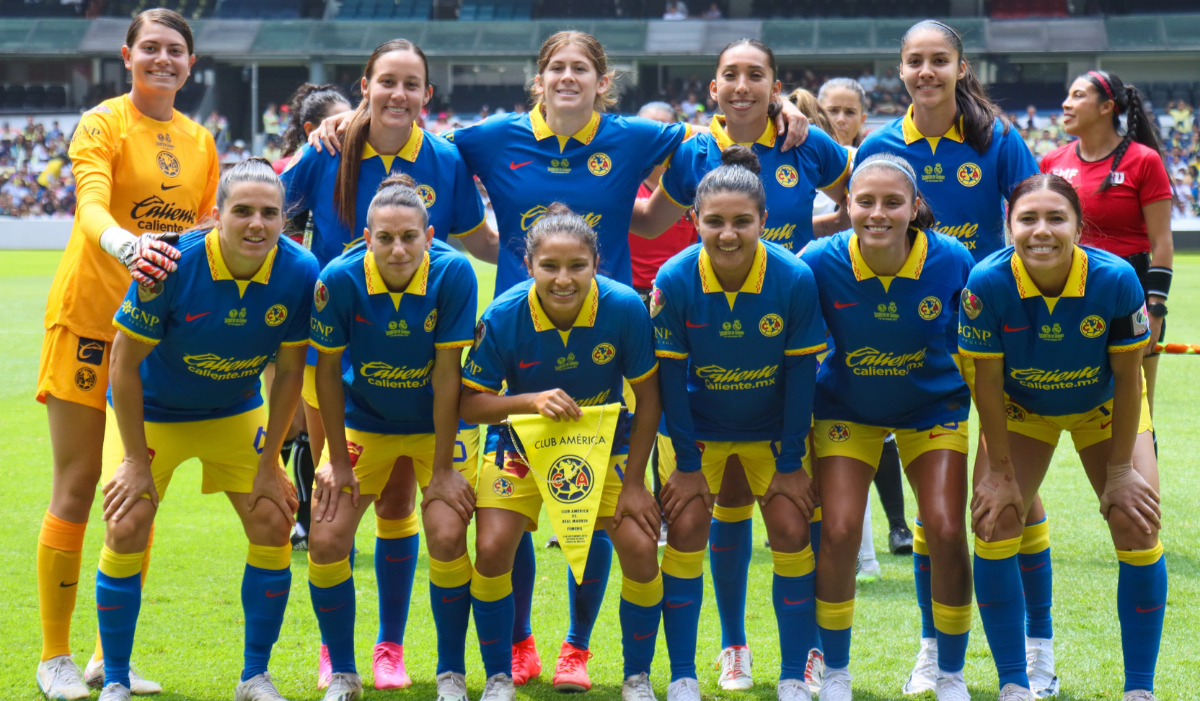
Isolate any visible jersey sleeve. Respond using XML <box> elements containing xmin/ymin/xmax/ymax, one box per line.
<box><xmin>1134</xmin><ymin>148</ymin><xmax>1173</xmax><ymax>206</ymax></box>
<box><xmin>944</xmin><ymin>241</ymin><xmax>975</xmax><ymax>353</ymax></box>
<box><xmin>996</xmin><ymin>123</ymin><xmax>1040</xmax><ymax>198</ymax></box>
<box><xmin>632</xmin><ymin>118</ymin><xmax>690</xmax><ymax>175</ymax></box>
<box><xmin>785</xmin><ymin>263</ymin><xmax>827</xmax><ymax>356</ymax></box>
<box><xmin>1106</xmin><ymin>265</ymin><xmax>1152</xmax><ymax>353</ymax></box>
<box><xmin>68</xmin><ymin>108</ymin><xmax>122</xmax><ymax>242</ymax></box>
<box><xmin>199</xmin><ymin>129</ymin><xmax>220</xmax><ymax>215</ymax></box>
<box><xmin>113</xmin><ymin>277</ymin><xmax>173</xmax><ymax>345</ymax></box>
<box><xmin>658</xmin><ymin>144</ymin><xmax>698</xmax><ymax>209</ymax></box>
<box><xmin>282</xmin><ymin>255</ymin><xmax>318</xmax><ymax>347</ymax></box>
<box><xmin>280</xmin><ymin>144</ymin><xmax>319</xmax><ymax>217</ymax></box>
<box><xmin>434</xmin><ymin>257</ymin><xmax>478</xmax><ymax>349</ymax></box>
<box><xmin>448</xmin><ymin>153</ymin><xmax>487</xmax><ymax>238</ymax></box>
<box><xmin>308</xmin><ymin>268</ymin><xmax>352</xmax><ymax>353</ymax></box>
<box><xmin>957</xmin><ymin>269</ymin><xmax>1005</xmax><ymax>359</ymax></box>
<box><xmin>462</xmin><ymin>316</ymin><xmax>506</xmax><ymax>394</ymax></box>
<box><xmin>649</xmin><ymin>271</ymin><xmax>702</xmax><ymax>471</ymax></box>
<box><xmin>443</xmin><ymin>116</ymin><xmax>504</xmax><ymax>178</ymax></box>
<box><xmin>619</xmin><ymin>293</ymin><xmax>658</xmax><ymax>385</ymax></box>
<box><xmin>801</xmin><ymin>127</ymin><xmax>852</xmax><ymax>191</ymax></box>
<box><xmin>651</xmin><ymin>275</ymin><xmax>689</xmax><ymax>360</ymax></box>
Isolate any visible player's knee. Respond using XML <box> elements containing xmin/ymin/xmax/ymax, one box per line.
<box><xmin>104</xmin><ymin>505</ymin><xmax>154</xmax><ymax>550</ymax></box>
<box><xmin>248</xmin><ymin>505</ymin><xmax>292</xmax><ymax>547</ymax></box>
<box><xmin>989</xmin><ymin>507</ymin><xmax>1025</xmax><ymax>542</ymax></box>
<box><xmin>1106</xmin><ymin>505</ymin><xmax>1160</xmax><ymax>550</ymax></box>
<box><xmin>424</xmin><ymin>518</ymin><xmax>467</xmax><ymax>559</ymax></box>
<box><xmin>923</xmin><ymin>515</ymin><xmax>967</xmax><ymax>551</ymax></box>
<box><xmin>307</xmin><ymin>523</ymin><xmax>349</xmax><ymax>562</ymax></box>
<box><xmin>52</xmin><ymin>478</ymin><xmax>100</xmax><ymax>518</ymax></box>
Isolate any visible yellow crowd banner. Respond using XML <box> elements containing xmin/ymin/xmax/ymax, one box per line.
<box><xmin>508</xmin><ymin>403</ymin><xmax>621</xmax><ymax>584</ymax></box>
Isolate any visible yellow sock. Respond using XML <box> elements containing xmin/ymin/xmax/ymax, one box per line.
<box><xmin>308</xmin><ymin>556</ymin><xmax>353</xmax><ymax>588</ymax></box>
<box><xmin>37</xmin><ymin>512</ymin><xmax>86</xmax><ymax>661</ymax></box>
<box><xmin>430</xmin><ymin>553</ymin><xmax>473</xmax><ymax>589</ymax></box>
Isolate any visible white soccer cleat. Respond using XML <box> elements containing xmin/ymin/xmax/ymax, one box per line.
<box><xmin>435</xmin><ymin>672</ymin><xmax>469</xmax><ymax>701</ymax></box>
<box><xmin>716</xmin><ymin>644</ymin><xmax>753</xmax><ymax>690</ymax></box>
<box><xmin>1025</xmin><ymin>637</ymin><xmax>1059</xmax><ymax>698</ymax></box>
<box><xmin>998</xmin><ymin>683</ymin><xmax>1035</xmax><ymax>701</ymax></box>
<box><xmin>622</xmin><ymin>672</ymin><xmax>658</xmax><ymax>701</ymax></box>
<box><xmin>479</xmin><ymin>673</ymin><xmax>515</xmax><ymax>701</ymax></box>
<box><xmin>321</xmin><ymin>672</ymin><xmax>362</xmax><ymax>701</ymax></box>
<box><xmin>666</xmin><ymin>676</ymin><xmax>701</xmax><ymax>701</ymax></box>
<box><xmin>777</xmin><ymin>678</ymin><xmax>813</xmax><ymax>701</ymax></box>
<box><xmin>1123</xmin><ymin>691</ymin><xmax>1157</xmax><ymax>701</ymax></box>
<box><xmin>935</xmin><ymin>671</ymin><xmax>971</xmax><ymax>701</ymax></box>
<box><xmin>903</xmin><ymin>637</ymin><xmax>939</xmax><ymax>695</ymax></box>
<box><xmin>37</xmin><ymin>655</ymin><xmax>90</xmax><ymax>701</ymax></box>
<box><xmin>98</xmin><ymin>682</ymin><xmax>132</xmax><ymax>701</ymax></box>
<box><xmin>820</xmin><ymin>667</ymin><xmax>853</xmax><ymax>701</ymax></box>
<box><xmin>803</xmin><ymin>648</ymin><xmax>824</xmax><ymax>694</ymax></box>
<box><xmin>84</xmin><ymin>657</ymin><xmax>163</xmax><ymax>695</ymax></box>
<box><xmin>855</xmin><ymin>557</ymin><xmax>882</xmax><ymax>582</ymax></box>
<box><xmin>235</xmin><ymin>672</ymin><xmax>290</xmax><ymax>701</ymax></box>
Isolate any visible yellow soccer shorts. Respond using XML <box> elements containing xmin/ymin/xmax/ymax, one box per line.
<box><xmin>101</xmin><ymin>405</ymin><xmax>269</xmax><ymax>499</ymax></box>
<box><xmin>1004</xmin><ymin>391</ymin><xmax>1153</xmax><ymax>451</ymax></box>
<box><xmin>343</xmin><ymin>425</ymin><xmax>480</xmax><ymax>496</ymax></box>
<box><xmin>477</xmin><ymin>451</ymin><xmax>629</xmax><ymax>530</ymax></box>
<box><xmin>813</xmin><ymin>419</ymin><xmax>969</xmax><ymax>467</ymax></box>
<box><xmin>656</xmin><ymin>433</ymin><xmax>814</xmax><ymax>496</ymax></box>
<box><xmin>301</xmin><ymin>364</ymin><xmax>320</xmax><ymax>409</ymax></box>
<box><xmin>36</xmin><ymin>325</ymin><xmax>110</xmax><ymax>411</ymax></box>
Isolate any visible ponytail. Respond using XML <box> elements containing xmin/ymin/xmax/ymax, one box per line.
<box><xmin>281</xmin><ymin>83</ymin><xmax>348</xmax><ymax>158</ymax></box>
<box><xmin>1082</xmin><ymin>71</ymin><xmax>1165</xmax><ymax>193</ymax></box>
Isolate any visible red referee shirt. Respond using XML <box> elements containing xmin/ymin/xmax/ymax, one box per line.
<box><xmin>1040</xmin><ymin>141</ymin><xmax>1172</xmax><ymax>257</ymax></box>
<box><xmin>629</xmin><ymin>182</ymin><xmax>698</xmax><ymax>290</ymax></box>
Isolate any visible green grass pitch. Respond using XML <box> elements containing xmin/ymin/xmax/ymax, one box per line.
<box><xmin>1</xmin><ymin>250</ymin><xmax>1197</xmax><ymax>700</ymax></box>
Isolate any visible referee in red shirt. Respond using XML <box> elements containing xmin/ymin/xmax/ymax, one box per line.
<box><xmin>1042</xmin><ymin>70</ymin><xmax>1173</xmax><ymax>414</ymax></box>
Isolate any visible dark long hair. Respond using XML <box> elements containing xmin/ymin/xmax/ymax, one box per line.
<box><xmin>900</xmin><ymin>20</ymin><xmax>1009</xmax><ymax>155</ymax></box>
<box><xmin>280</xmin><ymin>83</ymin><xmax>349</xmax><ymax>158</ymax></box>
<box><xmin>1080</xmin><ymin>70</ymin><xmax>1165</xmax><ymax>193</ymax></box>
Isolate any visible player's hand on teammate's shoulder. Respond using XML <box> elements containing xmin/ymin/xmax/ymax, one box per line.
<box><xmin>307</xmin><ymin>109</ymin><xmax>354</xmax><ymax>155</ymax></box>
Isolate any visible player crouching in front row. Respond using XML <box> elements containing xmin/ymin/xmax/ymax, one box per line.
<box><xmin>95</xmin><ymin>158</ymin><xmax>318</xmax><ymax>701</ymax></box>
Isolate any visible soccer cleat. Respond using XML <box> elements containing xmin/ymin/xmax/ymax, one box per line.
<box><xmin>716</xmin><ymin>645</ymin><xmax>753</xmax><ymax>691</ymax></box>
<box><xmin>777</xmin><ymin>678</ymin><xmax>813</xmax><ymax>701</ymax></box>
<box><xmin>804</xmin><ymin>648</ymin><xmax>824</xmax><ymax>694</ymax></box>
<box><xmin>889</xmin><ymin>526</ymin><xmax>915</xmax><ymax>555</ymax></box>
<box><xmin>546</xmin><ymin>535</ymin><xmax>560</xmax><ymax>549</ymax></box>
<box><xmin>435</xmin><ymin>672</ymin><xmax>470</xmax><ymax>701</ymax></box>
<box><xmin>998</xmin><ymin>683</ymin><xmax>1034</xmax><ymax>701</ymax></box>
<box><xmin>903</xmin><ymin>637</ymin><xmax>938</xmax><ymax>695</ymax></box>
<box><xmin>235</xmin><ymin>672</ymin><xmax>289</xmax><ymax>701</ymax></box>
<box><xmin>666</xmin><ymin>677</ymin><xmax>700</xmax><ymax>701</ymax></box>
<box><xmin>321</xmin><ymin>672</ymin><xmax>363</xmax><ymax>701</ymax></box>
<box><xmin>1123</xmin><ymin>691</ymin><xmax>1157</xmax><ymax>701</ymax></box>
<box><xmin>317</xmin><ymin>644</ymin><xmax>332</xmax><ymax>690</ymax></box>
<box><xmin>1025</xmin><ymin>637</ymin><xmax>1059</xmax><ymax>699</ymax></box>
<box><xmin>622</xmin><ymin>673</ymin><xmax>657</xmax><ymax>701</ymax></box>
<box><xmin>84</xmin><ymin>657</ymin><xmax>163</xmax><ymax>695</ymax></box>
<box><xmin>510</xmin><ymin>635</ymin><xmax>542</xmax><ymax>686</ymax></box>
<box><xmin>291</xmin><ymin>522</ymin><xmax>308</xmax><ymax>551</ymax></box>
<box><xmin>372</xmin><ymin>641</ymin><xmax>412</xmax><ymax>689</ymax></box>
<box><xmin>99</xmin><ymin>683</ymin><xmax>132</xmax><ymax>701</ymax></box>
<box><xmin>552</xmin><ymin>641</ymin><xmax>593</xmax><ymax>692</ymax></box>
<box><xmin>820</xmin><ymin>668</ymin><xmax>852</xmax><ymax>701</ymax></box>
<box><xmin>37</xmin><ymin>655</ymin><xmax>90</xmax><ymax>701</ymax></box>
<box><xmin>479</xmin><ymin>673</ymin><xmax>515</xmax><ymax>701</ymax></box>
<box><xmin>856</xmin><ymin>557</ymin><xmax>882</xmax><ymax>582</ymax></box>
<box><xmin>935</xmin><ymin>671</ymin><xmax>970</xmax><ymax>701</ymax></box>
<box><xmin>658</xmin><ymin>519</ymin><xmax>668</xmax><ymax>547</ymax></box>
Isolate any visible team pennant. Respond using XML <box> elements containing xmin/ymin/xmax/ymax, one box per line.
<box><xmin>508</xmin><ymin>403</ymin><xmax>621</xmax><ymax>584</ymax></box>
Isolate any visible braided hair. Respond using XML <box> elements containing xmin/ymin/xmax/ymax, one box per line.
<box><xmin>1081</xmin><ymin>70</ymin><xmax>1165</xmax><ymax>193</ymax></box>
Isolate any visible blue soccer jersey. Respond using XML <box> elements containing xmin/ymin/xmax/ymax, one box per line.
<box><xmin>281</xmin><ymin>126</ymin><xmax>486</xmax><ymax>268</ymax></box>
<box><xmin>660</xmin><ymin>117</ymin><xmax>850</xmax><ymax>252</ymax></box>
<box><xmin>446</xmin><ymin>108</ymin><xmax>688</xmax><ymax>293</ymax></box>
<box><xmin>957</xmin><ymin>245</ymin><xmax>1150</xmax><ymax>416</ymax></box>
<box><xmin>800</xmin><ymin>230</ymin><xmax>974</xmax><ymax>428</ymax></box>
<box><xmin>309</xmin><ymin>241</ymin><xmax>478</xmax><ymax>435</ymax></box>
<box><xmin>855</xmin><ymin>107</ymin><xmax>1038</xmax><ymax>261</ymax></box>
<box><xmin>462</xmin><ymin>275</ymin><xmax>659</xmax><ymax>453</ymax></box>
<box><xmin>111</xmin><ymin>230</ymin><xmax>318</xmax><ymax>422</ymax></box>
<box><xmin>652</xmin><ymin>241</ymin><xmax>826</xmax><ymax>472</ymax></box>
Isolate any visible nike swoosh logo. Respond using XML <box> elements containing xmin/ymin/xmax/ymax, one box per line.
<box><xmin>98</xmin><ymin>605</ymin><xmax>123</xmax><ymax>611</ymax></box>
<box><xmin>442</xmin><ymin>593</ymin><xmax>467</xmax><ymax>603</ymax></box>
<box><xmin>1136</xmin><ymin>604</ymin><xmax>1165</xmax><ymax>613</ymax></box>
<box><xmin>633</xmin><ymin>632</ymin><xmax>655</xmax><ymax>640</ymax></box>
<box><xmin>928</xmin><ymin>431</ymin><xmax>954</xmax><ymax>439</ymax></box>
<box><xmin>318</xmin><ymin>604</ymin><xmax>346</xmax><ymax>612</ymax></box>
<box><xmin>355</xmin><ymin>314</ymin><xmax>374</xmax><ymax>325</ymax></box>
<box><xmin>1003</xmin><ymin>324</ymin><xmax>1029</xmax><ymax>332</ymax></box>
<box><xmin>1020</xmin><ymin>563</ymin><xmax>1045</xmax><ymax>572</ymax></box>
<box><xmin>665</xmin><ymin>600</ymin><xmax>692</xmax><ymax>608</ymax></box>
<box><xmin>510</xmin><ymin>161</ymin><xmax>533</xmax><ymax>170</ymax></box>
<box><xmin>60</xmin><ymin>581</ymin><xmax>78</xmax><ymax>588</ymax></box>
<box><xmin>833</xmin><ymin>301</ymin><xmax>858</xmax><ymax>309</ymax></box>
<box><xmin>1100</xmin><ymin>421</ymin><xmax>1113</xmax><ymax>429</ymax></box>
<box><xmin>918</xmin><ymin>564</ymin><xmax>931</xmax><ymax>571</ymax></box>
<box><xmin>385</xmin><ymin>554</ymin><xmax>414</xmax><ymax>562</ymax></box>
<box><xmin>685</xmin><ymin>320</ymin><xmax>707</xmax><ymax>328</ymax></box>
<box><xmin>977</xmin><ymin>602</ymin><xmax>994</xmax><ymax>607</ymax></box>
<box><xmin>710</xmin><ymin>545</ymin><xmax>737</xmax><ymax>552</ymax></box>
<box><xmin>265</xmin><ymin>589</ymin><xmax>290</xmax><ymax>598</ymax></box>
<box><xmin>480</xmin><ymin>638</ymin><xmax>500</xmax><ymax>645</ymax></box>
<box><xmin>784</xmin><ymin>597</ymin><xmax>811</xmax><ymax>605</ymax></box>
<box><xmin>519</xmin><ymin>360</ymin><xmax>541</xmax><ymax>368</ymax></box>
<box><xmin>581</xmin><ymin>579</ymin><xmax>601</xmax><ymax>584</ymax></box>
<box><xmin>161</xmin><ymin>183</ymin><xmax>181</xmax><ymax>191</ymax></box>
<box><xmin>185</xmin><ymin>312</ymin><xmax>210</xmax><ymax>322</ymax></box>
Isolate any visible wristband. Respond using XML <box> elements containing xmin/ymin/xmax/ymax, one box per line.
<box><xmin>1145</xmin><ymin>267</ymin><xmax>1172</xmax><ymax>301</ymax></box>
<box><xmin>99</xmin><ymin>226</ymin><xmax>137</xmax><ymax>260</ymax></box>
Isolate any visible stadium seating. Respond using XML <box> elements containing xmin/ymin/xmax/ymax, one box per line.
<box><xmin>216</xmin><ymin>0</ymin><xmax>303</xmax><ymax>19</ymax></box>
<box><xmin>337</xmin><ymin>0</ymin><xmax>436</xmax><ymax>20</ymax></box>
<box><xmin>102</xmin><ymin>0</ymin><xmax>215</xmax><ymax>19</ymax></box>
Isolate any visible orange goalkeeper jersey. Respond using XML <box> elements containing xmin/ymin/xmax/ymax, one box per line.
<box><xmin>45</xmin><ymin>95</ymin><xmax>219</xmax><ymax>341</ymax></box>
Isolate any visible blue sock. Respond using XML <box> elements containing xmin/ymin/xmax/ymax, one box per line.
<box><xmin>710</xmin><ymin>507</ymin><xmax>752</xmax><ymax>648</ymax></box>
<box><xmin>309</xmin><ymin>558</ymin><xmax>357</xmax><ymax>675</ymax></box>
<box><xmin>1019</xmin><ymin>518</ymin><xmax>1053</xmax><ymax>640</ymax></box>
<box><xmin>97</xmin><ymin>568</ymin><xmax>142</xmax><ymax>690</ymax></box>
<box><xmin>1117</xmin><ymin>546</ymin><xmax>1167</xmax><ymax>693</ymax></box>
<box><xmin>974</xmin><ymin>537</ymin><xmax>1027</xmax><ymax>690</ymax></box>
<box><xmin>809</xmin><ymin>513</ymin><xmax>824</xmax><ymax>654</ymax></box>
<box><xmin>914</xmin><ymin>520</ymin><xmax>935</xmax><ymax>639</ymax></box>
<box><xmin>241</xmin><ymin>563</ymin><xmax>290</xmax><ymax>680</ymax></box>
<box><xmin>773</xmin><ymin>548</ymin><xmax>817</xmax><ymax>680</ymax></box>
<box><xmin>512</xmin><ymin>531</ymin><xmax>535</xmax><ymax>644</ymax></box>
<box><xmin>472</xmin><ymin>571</ymin><xmax>515</xmax><ymax>679</ymax></box>
<box><xmin>932</xmin><ymin>602</ymin><xmax>972</xmax><ymax>674</ymax></box>
<box><xmin>662</xmin><ymin>547</ymin><xmax>704</xmax><ymax>681</ymax></box>
<box><xmin>429</xmin><ymin>554</ymin><xmax>473</xmax><ymax>675</ymax></box>
<box><xmin>375</xmin><ymin>533</ymin><xmax>419</xmax><ymax>645</ymax></box>
<box><xmin>620</xmin><ymin>575</ymin><xmax>663</xmax><ymax>678</ymax></box>
<box><xmin>816</xmin><ymin>598</ymin><xmax>853</xmax><ymax>670</ymax></box>
<box><xmin>566</xmin><ymin>529</ymin><xmax>611</xmax><ymax>650</ymax></box>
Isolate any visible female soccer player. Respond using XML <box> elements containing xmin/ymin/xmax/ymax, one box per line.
<box><xmin>35</xmin><ymin>9</ymin><xmax>219</xmax><ymax>698</ymax></box>
<box><xmin>801</xmin><ymin>154</ymin><xmax>975</xmax><ymax>701</ymax></box>
<box><xmin>281</xmin><ymin>39</ymin><xmax>493</xmax><ymax>688</ymax></box>
<box><xmin>817</xmin><ymin>78</ymin><xmax>868</xmax><ymax>150</ymax></box>
<box><xmin>855</xmin><ymin>20</ymin><xmax>1059</xmax><ymax>695</ymax></box>
<box><xmin>306</xmin><ymin>174</ymin><xmax>479</xmax><ymax>701</ymax></box>
<box><xmin>94</xmin><ymin>158</ymin><xmax>317</xmax><ymax>701</ymax></box>
<box><xmin>653</xmin><ymin>147</ymin><xmax>826</xmax><ymax>701</ymax></box>
<box><xmin>1041</xmin><ymin>70</ymin><xmax>1173</xmax><ymax>413</ymax></box>
<box><xmin>962</xmin><ymin>174</ymin><xmax>1164</xmax><ymax>701</ymax></box>
<box><xmin>460</xmin><ymin>204</ymin><xmax>665</xmax><ymax>701</ymax></box>
<box><xmin>275</xmin><ymin>84</ymin><xmax>350</xmax><ymax>175</ymax></box>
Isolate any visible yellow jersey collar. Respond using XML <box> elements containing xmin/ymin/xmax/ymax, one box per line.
<box><xmin>901</xmin><ymin>105</ymin><xmax>965</xmax><ymax>146</ymax></box>
<box><xmin>698</xmin><ymin>241</ymin><xmax>768</xmax><ymax>295</ymax></box>
<box><xmin>530</xmin><ymin>105</ymin><xmax>601</xmax><ymax>146</ymax></box>
<box><xmin>1011</xmin><ymin>245</ymin><xmax>1088</xmax><ymax>301</ymax></box>
<box><xmin>363</xmin><ymin>127</ymin><xmax>424</xmax><ymax>173</ymax></box>
<box><xmin>205</xmin><ymin>229</ymin><xmax>276</xmax><ymax>286</ymax></box>
<box><xmin>710</xmin><ymin>115</ymin><xmax>776</xmax><ymax>151</ymax></box>
<box><xmin>849</xmin><ymin>229</ymin><xmax>928</xmax><ymax>283</ymax></box>
<box><xmin>364</xmin><ymin>250</ymin><xmax>430</xmax><ymax>297</ymax></box>
<box><xmin>528</xmin><ymin>278</ymin><xmax>600</xmax><ymax>332</ymax></box>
